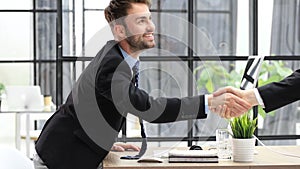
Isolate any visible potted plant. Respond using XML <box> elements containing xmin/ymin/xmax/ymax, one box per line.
<box><xmin>0</xmin><ymin>83</ymin><xmax>5</xmax><ymax>111</ymax></box>
<box><xmin>230</xmin><ymin>112</ymin><xmax>257</xmax><ymax>162</ymax></box>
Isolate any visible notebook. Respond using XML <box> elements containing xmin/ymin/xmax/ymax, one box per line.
<box><xmin>168</xmin><ymin>149</ymin><xmax>218</xmax><ymax>163</ymax></box>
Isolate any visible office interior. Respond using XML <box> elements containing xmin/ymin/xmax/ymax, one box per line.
<box><xmin>0</xmin><ymin>0</ymin><xmax>300</xmax><ymax>162</ymax></box>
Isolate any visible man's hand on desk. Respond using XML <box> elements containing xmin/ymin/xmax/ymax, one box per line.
<box><xmin>111</xmin><ymin>143</ymin><xmax>140</xmax><ymax>152</ymax></box>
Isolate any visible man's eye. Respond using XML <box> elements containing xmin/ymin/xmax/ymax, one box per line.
<box><xmin>138</xmin><ymin>20</ymin><xmax>145</xmax><ymax>24</ymax></box>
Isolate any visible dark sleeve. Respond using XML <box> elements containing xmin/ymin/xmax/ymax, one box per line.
<box><xmin>258</xmin><ymin>69</ymin><xmax>300</xmax><ymax>112</ymax></box>
<box><xmin>97</xmin><ymin>58</ymin><xmax>207</xmax><ymax>123</ymax></box>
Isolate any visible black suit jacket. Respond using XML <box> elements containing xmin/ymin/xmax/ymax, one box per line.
<box><xmin>35</xmin><ymin>40</ymin><xmax>207</xmax><ymax>169</ymax></box>
<box><xmin>258</xmin><ymin>69</ymin><xmax>300</xmax><ymax>112</ymax></box>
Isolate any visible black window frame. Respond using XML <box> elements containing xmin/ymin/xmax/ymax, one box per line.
<box><xmin>1</xmin><ymin>0</ymin><xmax>300</xmax><ymax>146</ymax></box>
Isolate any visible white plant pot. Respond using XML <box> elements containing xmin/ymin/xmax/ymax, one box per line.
<box><xmin>232</xmin><ymin>137</ymin><xmax>255</xmax><ymax>162</ymax></box>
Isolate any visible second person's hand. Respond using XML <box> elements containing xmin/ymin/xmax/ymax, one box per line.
<box><xmin>207</xmin><ymin>91</ymin><xmax>252</xmax><ymax>118</ymax></box>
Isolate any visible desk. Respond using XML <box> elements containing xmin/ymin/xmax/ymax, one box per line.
<box><xmin>103</xmin><ymin>146</ymin><xmax>300</xmax><ymax>169</ymax></box>
<box><xmin>0</xmin><ymin>111</ymin><xmax>53</xmax><ymax>157</ymax></box>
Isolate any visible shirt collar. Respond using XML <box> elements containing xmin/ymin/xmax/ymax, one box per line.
<box><xmin>119</xmin><ymin>45</ymin><xmax>139</xmax><ymax>70</ymax></box>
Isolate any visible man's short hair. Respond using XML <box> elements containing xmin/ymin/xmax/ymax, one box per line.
<box><xmin>104</xmin><ymin>0</ymin><xmax>152</xmax><ymax>25</ymax></box>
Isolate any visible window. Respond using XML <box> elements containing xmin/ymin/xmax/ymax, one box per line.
<box><xmin>1</xmin><ymin>0</ymin><xmax>299</xmax><ymax>147</ymax></box>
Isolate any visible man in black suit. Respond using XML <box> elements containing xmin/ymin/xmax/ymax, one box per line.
<box><xmin>33</xmin><ymin>0</ymin><xmax>251</xmax><ymax>169</ymax></box>
<box><xmin>213</xmin><ymin>69</ymin><xmax>300</xmax><ymax>113</ymax></box>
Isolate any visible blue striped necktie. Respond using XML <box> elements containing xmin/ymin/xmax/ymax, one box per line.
<box><xmin>131</xmin><ymin>61</ymin><xmax>147</xmax><ymax>158</ymax></box>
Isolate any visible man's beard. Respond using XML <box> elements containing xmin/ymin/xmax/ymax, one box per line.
<box><xmin>125</xmin><ymin>28</ymin><xmax>155</xmax><ymax>53</ymax></box>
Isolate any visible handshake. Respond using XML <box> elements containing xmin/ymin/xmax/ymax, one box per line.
<box><xmin>208</xmin><ymin>86</ymin><xmax>259</xmax><ymax>119</ymax></box>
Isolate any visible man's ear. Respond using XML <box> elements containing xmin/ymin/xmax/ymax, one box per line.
<box><xmin>114</xmin><ymin>24</ymin><xmax>126</xmax><ymax>40</ymax></box>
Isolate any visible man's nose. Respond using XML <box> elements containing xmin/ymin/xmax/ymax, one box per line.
<box><xmin>147</xmin><ymin>20</ymin><xmax>155</xmax><ymax>32</ymax></box>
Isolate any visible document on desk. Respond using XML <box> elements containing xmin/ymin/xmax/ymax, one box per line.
<box><xmin>168</xmin><ymin>150</ymin><xmax>218</xmax><ymax>163</ymax></box>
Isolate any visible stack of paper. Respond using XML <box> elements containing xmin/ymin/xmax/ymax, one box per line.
<box><xmin>168</xmin><ymin>150</ymin><xmax>218</xmax><ymax>163</ymax></box>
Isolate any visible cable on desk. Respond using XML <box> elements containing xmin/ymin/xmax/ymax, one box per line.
<box><xmin>254</xmin><ymin>135</ymin><xmax>300</xmax><ymax>159</ymax></box>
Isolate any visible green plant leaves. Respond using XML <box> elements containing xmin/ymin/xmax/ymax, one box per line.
<box><xmin>205</xmin><ymin>78</ymin><xmax>214</xmax><ymax>93</ymax></box>
<box><xmin>194</xmin><ymin>61</ymin><xmax>242</xmax><ymax>92</ymax></box>
<box><xmin>0</xmin><ymin>83</ymin><xmax>5</xmax><ymax>95</ymax></box>
<box><xmin>230</xmin><ymin>113</ymin><xmax>257</xmax><ymax>139</ymax></box>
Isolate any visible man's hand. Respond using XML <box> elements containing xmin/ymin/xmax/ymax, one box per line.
<box><xmin>207</xmin><ymin>88</ymin><xmax>252</xmax><ymax>118</ymax></box>
<box><xmin>213</xmin><ymin>86</ymin><xmax>259</xmax><ymax>107</ymax></box>
<box><xmin>111</xmin><ymin>143</ymin><xmax>140</xmax><ymax>152</ymax></box>
<box><xmin>209</xmin><ymin>86</ymin><xmax>260</xmax><ymax>119</ymax></box>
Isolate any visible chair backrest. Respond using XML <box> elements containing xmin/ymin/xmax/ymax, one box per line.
<box><xmin>0</xmin><ymin>146</ymin><xmax>34</xmax><ymax>169</ymax></box>
<box><xmin>240</xmin><ymin>56</ymin><xmax>265</xmax><ymax>90</ymax></box>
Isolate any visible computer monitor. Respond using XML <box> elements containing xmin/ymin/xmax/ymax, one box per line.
<box><xmin>240</xmin><ymin>56</ymin><xmax>265</xmax><ymax>90</ymax></box>
<box><xmin>5</xmin><ymin>86</ymin><xmax>44</xmax><ymax>111</ymax></box>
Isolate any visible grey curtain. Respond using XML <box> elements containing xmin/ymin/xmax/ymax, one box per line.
<box><xmin>260</xmin><ymin>0</ymin><xmax>300</xmax><ymax>145</ymax></box>
<box><xmin>143</xmin><ymin>0</ymin><xmax>237</xmax><ymax>139</ymax></box>
<box><xmin>36</xmin><ymin>0</ymin><xmax>72</xmax><ymax>104</ymax></box>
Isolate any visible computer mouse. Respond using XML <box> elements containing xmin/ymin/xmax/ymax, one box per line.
<box><xmin>137</xmin><ymin>157</ymin><xmax>163</xmax><ymax>163</ymax></box>
<box><xmin>189</xmin><ymin>145</ymin><xmax>203</xmax><ymax>150</ymax></box>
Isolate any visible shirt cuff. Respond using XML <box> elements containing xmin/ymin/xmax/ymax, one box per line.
<box><xmin>204</xmin><ymin>95</ymin><xmax>210</xmax><ymax>114</ymax></box>
<box><xmin>253</xmin><ymin>88</ymin><xmax>265</xmax><ymax>108</ymax></box>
